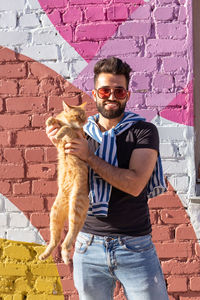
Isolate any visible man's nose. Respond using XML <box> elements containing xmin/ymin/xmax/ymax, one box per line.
<box><xmin>108</xmin><ymin>90</ymin><xmax>115</xmax><ymax>100</ymax></box>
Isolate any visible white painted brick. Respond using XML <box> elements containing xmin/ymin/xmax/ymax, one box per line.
<box><xmin>9</xmin><ymin>213</ymin><xmax>28</xmax><ymax>228</ymax></box>
<box><xmin>44</xmin><ymin>62</ymin><xmax>71</xmax><ymax>80</ymax></box>
<box><xmin>4</xmin><ymin>200</ymin><xmax>19</xmax><ymax>212</ymax></box>
<box><xmin>61</xmin><ymin>43</ymin><xmax>83</xmax><ymax>61</ymax></box>
<box><xmin>160</xmin><ymin>143</ymin><xmax>175</xmax><ymax>158</ymax></box>
<box><xmin>69</xmin><ymin>59</ymin><xmax>89</xmax><ymax>79</ymax></box>
<box><xmin>0</xmin><ymin>0</ymin><xmax>25</xmax><ymax>11</ymax></box>
<box><xmin>0</xmin><ymin>12</ymin><xmax>16</xmax><ymax>28</ymax></box>
<box><xmin>32</xmin><ymin>29</ymin><xmax>63</xmax><ymax>44</ymax></box>
<box><xmin>0</xmin><ymin>213</ymin><xmax>8</xmax><ymax>226</ymax></box>
<box><xmin>0</xmin><ymin>230</ymin><xmax>6</xmax><ymax>239</ymax></box>
<box><xmin>20</xmin><ymin>45</ymin><xmax>58</xmax><ymax>61</ymax></box>
<box><xmin>0</xmin><ymin>194</ymin><xmax>5</xmax><ymax>212</ymax></box>
<box><xmin>19</xmin><ymin>13</ymin><xmax>40</xmax><ymax>28</ymax></box>
<box><xmin>27</xmin><ymin>0</ymin><xmax>42</xmax><ymax>9</ymax></box>
<box><xmin>0</xmin><ymin>31</ymin><xmax>29</xmax><ymax>45</ymax></box>
<box><xmin>188</xmin><ymin>203</ymin><xmax>200</xmax><ymax>240</ymax></box>
<box><xmin>169</xmin><ymin>175</ymin><xmax>189</xmax><ymax>192</ymax></box>
<box><xmin>7</xmin><ymin>229</ymin><xmax>37</xmax><ymax>243</ymax></box>
<box><xmin>40</xmin><ymin>13</ymin><xmax>54</xmax><ymax>27</ymax></box>
<box><xmin>157</xmin><ymin>126</ymin><xmax>185</xmax><ymax>141</ymax></box>
<box><xmin>162</xmin><ymin>159</ymin><xmax>188</xmax><ymax>175</ymax></box>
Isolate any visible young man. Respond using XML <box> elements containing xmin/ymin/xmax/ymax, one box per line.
<box><xmin>46</xmin><ymin>57</ymin><xmax>169</xmax><ymax>300</ymax></box>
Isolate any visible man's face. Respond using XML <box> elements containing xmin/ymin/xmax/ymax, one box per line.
<box><xmin>92</xmin><ymin>73</ymin><xmax>130</xmax><ymax>119</ymax></box>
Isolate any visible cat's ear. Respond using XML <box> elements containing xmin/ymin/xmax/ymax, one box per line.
<box><xmin>63</xmin><ymin>101</ymin><xmax>71</xmax><ymax>112</ymax></box>
<box><xmin>79</xmin><ymin>102</ymin><xmax>87</xmax><ymax>109</ymax></box>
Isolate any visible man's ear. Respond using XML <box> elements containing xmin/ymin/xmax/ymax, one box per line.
<box><xmin>92</xmin><ymin>90</ymin><xmax>97</xmax><ymax>102</ymax></box>
<box><xmin>126</xmin><ymin>91</ymin><xmax>131</xmax><ymax>103</ymax></box>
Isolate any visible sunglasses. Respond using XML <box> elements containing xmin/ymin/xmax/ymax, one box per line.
<box><xmin>95</xmin><ymin>87</ymin><xmax>128</xmax><ymax>100</ymax></box>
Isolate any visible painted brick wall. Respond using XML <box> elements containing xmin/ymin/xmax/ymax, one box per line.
<box><xmin>0</xmin><ymin>0</ymin><xmax>199</xmax><ymax>299</ymax></box>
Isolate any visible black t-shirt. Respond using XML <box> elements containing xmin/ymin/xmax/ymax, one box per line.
<box><xmin>81</xmin><ymin>120</ymin><xmax>159</xmax><ymax>237</ymax></box>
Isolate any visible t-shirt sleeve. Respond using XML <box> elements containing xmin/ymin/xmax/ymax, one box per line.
<box><xmin>133</xmin><ymin>121</ymin><xmax>159</xmax><ymax>153</ymax></box>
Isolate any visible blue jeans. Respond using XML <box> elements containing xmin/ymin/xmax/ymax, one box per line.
<box><xmin>73</xmin><ymin>232</ymin><xmax>169</xmax><ymax>300</ymax></box>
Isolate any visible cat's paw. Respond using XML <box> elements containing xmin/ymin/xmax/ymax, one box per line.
<box><xmin>61</xmin><ymin>248</ymin><xmax>70</xmax><ymax>265</ymax></box>
<box><xmin>46</xmin><ymin>117</ymin><xmax>58</xmax><ymax>126</ymax></box>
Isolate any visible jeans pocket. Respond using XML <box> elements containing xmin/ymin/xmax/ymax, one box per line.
<box><xmin>121</xmin><ymin>235</ymin><xmax>154</xmax><ymax>253</ymax></box>
<box><xmin>74</xmin><ymin>233</ymin><xmax>91</xmax><ymax>254</ymax></box>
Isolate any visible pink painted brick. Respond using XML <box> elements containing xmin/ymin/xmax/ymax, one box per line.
<box><xmin>178</xmin><ymin>6</ymin><xmax>187</xmax><ymax>22</ymax></box>
<box><xmin>107</xmin><ymin>5</ymin><xmax>128</xmax><ymax>21</ymax></box>
<box><xmin>153</xmin><ymin>74</ymin><xmax>173</xmax><ymax>91</ymax></box>
<box><xmin>131</xmin><ymin>5</ymin><xmax>151</xmax><ymax>20</ymax></box>
<box><xmin>146</xmin><ymin>93</ymin><xmax>176</xmax><ymax>107</ymax></box>
<box><xmin>154</xmin><ymin>7</ymin><xmax>174</xmax><ymax>21</ymax></box>
<box><xmin>56</xmin><ymin>25</ymin><xmax>73</xmax><ymax>42</ymax></box>
<box><xmin>175</xmin><ymin>74</ymin><xmax>188</xmax><ymax>89</ymax></box>
<box><xmin>131</xmin><ymin>74</ymin><xmax>150</xmax><ymax>91</ymax></box>
<box><xmin>120</xmin><ymin>21</ymin><xmax>151</xmax><ymax>37</ymax></box>
<box><xmin>75</xmin><ymin>23</ymin><xmax>118</xmax><ymax>41</ymax></box>
<box><xmin>146</xmin><ymin>39</ymin><xmax>186</xmax><ymax>55</ymax></box>
<box><xmin>156</xmin><ymin>23</ymin><xmax>187</xmax><ymax>40</ymax></box>
<box><xmin>114</xmin><ymin>0</ymin><xmax>143</xmax><ymax>3</ymax></box>
<box><xmin>63</xmin><ymin>7</ymin><xmax>82</xmax><ymax>24</ymax></box>
<box><xmin>100</xmin><ymin>39</ymin><xmax>140</xmax><ymax>56</ymax></box>
<box><xmin>85</xmin><ymin>6</ymin><xmax>105</xmax><ymax>21</ymax></box>
<box><xmin>126</xmin><ymin>93</ymin><xmax>145</xmax><ymax>108</ymax></box>
<box><xmin>70</xmin><ymin>0</ymin><xmax>102</xmax><ymax>3</ymax></box>
<box><xmin>158</xmin><ymin>0</ymin><xmax>173</xmax><ymax>4</ymax></box>
<box><xmin>71</xmin><ymin>41</ymin><xmax>99</xmax><ymax>59</ymax></box>
<box><xmin>40</xmin><ymin>0</ymin><xmax>66</xmax><ymax>8</ymax></box>
<box><xmin>162</xmin><ymin>57</ymin><xmax>188</xmax><ymax>73</ymax></box>
<box><xmin>49</xmin><ymin>10</ymin><xmax>61</xmax><ymax>25</ymax></box>
<box><xmin>125</xmin><ymin>57</ymin><xmax>157</xmax><ymax>72</ymax></box>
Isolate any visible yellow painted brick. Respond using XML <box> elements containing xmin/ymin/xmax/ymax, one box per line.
<box><xmin>4</xmin><ymin>296</ymin><xmax>13</xmax><ymax>300</ymax></box>
<box><xmin>46</xmin><ymin>296</ymin><xmax>64</xmax><ymax>300</ymax></box>
<box><xmin>33</xmin><ymin>246</ymin><xmax>54</xmax><ymax>263</ymax></box>
<box><xmin>14</xmin><ymin>277</ymin><xmax>32</xmax><ymax>293</ymax></box>
<box><xmin>31</xmin><ymin>264</ymin><xmax>59</xmax><ymax>276</ymax></box>
<box><xmin>13</xmin><ymin>294</ymin><xmax>24</xmax><ymax>300</ymax></box>
<box><xmin>26</xmin><ymin>295</ymin><xmax>46</xmax><ymax>300</ymax></box>
<box><xmin>0</xmin><ymin>278</ymin><xmax>14</xmax><ymax>292</ymax></box>
<box><xmin>35</xmin><ymin>278</ymin><xmax>56</xmax><ymax>293</ymax></box>
<box><xmin>3</xmin><ymin>244</ymin><xmax>32</xmax><ymax>260</ymax></box>
<box><xmin>0</xmin><ymin>263</ymin><xmax>27</xmax><ymax>276</ymax></box>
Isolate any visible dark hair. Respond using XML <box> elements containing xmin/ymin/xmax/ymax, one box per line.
<box><xmin>94</xmin><ymin>57</ymin><xmax>132</xmax><ymax>89</ymax></box>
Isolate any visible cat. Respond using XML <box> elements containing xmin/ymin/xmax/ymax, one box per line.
<box><xmin>39</xmin><ymin>101</ymin><xmax>89</xmax><ymax>264</ymax></box>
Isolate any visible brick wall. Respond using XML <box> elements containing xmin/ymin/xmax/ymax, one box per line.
<box><xmin>0</xmin><ymin>0</ymin><xmax>199</xmax><ymax>299</ymax></box>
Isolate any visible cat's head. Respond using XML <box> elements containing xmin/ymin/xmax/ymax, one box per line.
<box><xmin>62</xmin><ymin>102</ymin><xmax>87</xmax><ymax>128</ymax></box>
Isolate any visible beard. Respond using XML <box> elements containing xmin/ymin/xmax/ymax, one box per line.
<box><xmin>96</xmin><ymin>100</ymin><xmax>127</xmax><ymax>119</ymax></box>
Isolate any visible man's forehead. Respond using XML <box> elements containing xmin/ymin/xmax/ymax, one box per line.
<box><xmin>95</xmin><ymin>73</ymin><xmax>127</xmax><ymax>87</ymax></box>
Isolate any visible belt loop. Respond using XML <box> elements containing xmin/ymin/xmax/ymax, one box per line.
<box><xmin>87</xmin><ymin>234</ymin><xmax>94</xmax><ymax>246</ymax></box>
<box><xmin>118</xmin><ymin>236</ymin><xmax>123</xmax><ymax>245</ymax></box>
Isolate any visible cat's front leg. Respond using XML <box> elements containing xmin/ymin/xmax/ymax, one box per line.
<box><xmin>46</xmin><ymin>116</ymin><xmax>60</xmax><ymax>127</ymax></box>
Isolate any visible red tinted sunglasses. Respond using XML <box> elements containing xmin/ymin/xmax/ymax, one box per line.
<box><xmin>95</xmin><ymin>87</ymin><xmax>128</xmax><ymax>100</ymax></box>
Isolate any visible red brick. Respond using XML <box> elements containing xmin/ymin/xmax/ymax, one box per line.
<box><xmin>29</xmin><ymin>62</ymin><xmax>56</xmax><ymax>78</ymax></box>
<box><xmin>13</xmin><ymin>181</ymin><xmax>30</xmax><ymax>195</ymax></box>
<box><xmin>0</xmin><ymin>164</ymin><xmax>24</xmax><ymax>179</ymax></box>
<box><xmin>32</xmin><ymin>114</ymin><xmax>48</xmax><ymax>128</ymax></box>
<box><xmin>30</xmin><ymin>212</ymin><xmax>49</xmax><ymax>227</ymax></box>
<box><xmin>25</xmin><ymin>148</ymin><xmax>44</xmax><ymax>162</ymax></box>
<box><xmin>32</xmin><ymin>180</ymin><xmax>58</xmax><ymax>195</ymax></box>
<box><xmin>0</xmin><ymin>79</ymin><xmax>18</xmax><ymax>95</ymax></box>
<box><xmin>39</xmin><ymin>228</ymin><xmax>50</xmax><ymax>242</ymax></box>
<box><xmin>148</xmin><ymin>193</ymin><xmax>181</xmax><ymax>208</ymax></box>
<box><xmin>4</xmin><ymin>148</ymin><xmax>23</xmax><ymax>163</ymax></box>
<box><xmin>0</xmin><ymin>98</ymin><xmax>3</xmax><ymax>112</ymax></box>
<box><xmin>176</xmin><ymin>225</ymin><xmax>197</xmax><ymax>241</ymax></box>
<box><xmin>16</xmin><ymin>130</ymin><xmax>50</xmax><ymax>146</ymax></box>
<box><xmin>48</xmin><ymin>96</ymin><xmax>79</xmax><ymax>112</ymax></box>
<box><xmin>0</xmin><ymin>115</ymin><xmax>29</xmax><ymax>129</ymax></box>
<box><xmin>27</xmin><ymin>163</ymin><xmax>56</xmax><ymax>179</ymax></box>
<box><xmin>69</xmin><ymin>294</ymin><xmax>79</xmax><ymax>300</ymax></box>
<box><xmin>162</xmin><ymin>260</ymin><xmax>200</xmax><ymax>275</ymax></box>
<box><xmin>167</xmin><ymin>276</ymin><xmax>187</xmax><ymax>292</ymax></box>
<box><xmin>150</xmin><ymin>210</ymin><xmax>158</xmax><ymax>224</ymax></box>
<box><xmin>46</xmin><ymin>196</ymin><xmax>55</xmax><ymax>211</ymax></box>
<box><xmin>61</xmin><ymin>278</ymin><xmax>75</xmax><ymax>292</ymax></box>
<box><xmin>0</xmin><ymin>181</ymin><xmax>10</xmax><ymax>194</ymax></box>
<box><xmin>9</xmin><ymin>196</ymin><xmax>44</xmax><ymax>211</ymax></box>
<box><xmin>180</xmin><ymin>297</ymin><xmax>200</xmax><ymax>300</ymax></box>
<box><xmin>0</xmin><ymin>47</ymin><xmax>16</xmax><ymax>61</ymax></box>
<box><xmin>155</xmin><ymin>242</ymin><xmax>192</xmax><ymax>259</ymax></box>
<box><xmin>0</xmin><ymin>131</ymin><xmax>11</xmax><ymax>146</ymax></box>
<box><xmin>152</xmin><ymin>225</ymin><xmax>173</xmax><ymax>241</ymax></box>
<box><xmin>190</xmin><ymin>277</ymin><xmax>200</xmax><ymax>291</ymax></box>
<box><xmin>160</xmin><ymin>209</ymin><xmax>189</xmax><ymax>224</ymax></box>
<box><xmin>45</xmin><ymin>147</ymin><xmax>57</xmax><ymax>162</ymax></box>
<box><xmin>195</xmin><ymin>243</ymin><xmax>200</xmax><ymax>257</ymax></box>
<box><xmin>6</xmin><ymin>97</ymin><xmax>46</xmax><ymax>112</ymax></box>
<box><xmin>19</xmin><ymin>79</ymin><xmax>39</xmax><ymax>95</ymax></box>
<box><xmin>0</xmin><ymin>63</ymin><xmax>26</xmax><ymax>79</ymax></box>
<box><xmin>56</xmin><ymin>262</ymin><xmax>71</xmax><ymax>277</ymax></box>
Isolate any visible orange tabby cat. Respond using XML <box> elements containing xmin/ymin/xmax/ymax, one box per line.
<box><xmin>39</xmin><ymin>102</ymin><xmax>89</xmax><ymax>264</ymax></box>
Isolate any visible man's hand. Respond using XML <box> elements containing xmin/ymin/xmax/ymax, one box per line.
<box><xmin>46</xmin><ymin>124</ymin><xmax>60</xmax><ymax>146</ymax></box>
<box><xmin>65</xmin><ymin>132</ymin><xmax>94</xmax><ymax>162</ymax></box>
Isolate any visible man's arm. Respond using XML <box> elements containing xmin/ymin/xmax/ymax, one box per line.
<box><xmin>65</xmin><ymin>134</ymin><xmax>158</xmax><ymax>197</ymax></box>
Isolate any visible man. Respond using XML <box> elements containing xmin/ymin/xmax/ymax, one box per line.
<box><xmin>46</xmin><ymin>57</ymin><xmax>169</xmax><ymax>300</ymax></box>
